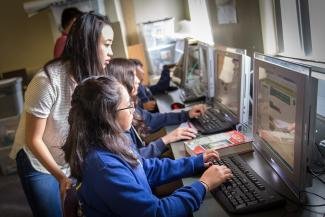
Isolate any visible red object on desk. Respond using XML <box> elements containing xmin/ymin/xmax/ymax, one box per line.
<box><xmin>170</xmin><ymin>102</ymin><xmax>185</xmax><ymax>110</ymax></box>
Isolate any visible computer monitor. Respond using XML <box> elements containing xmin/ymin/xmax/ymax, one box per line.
<box><xmin>181</xmin><ymin>40</ymin><xmax>214</xmax><ymax>98</ymax></box>
<box><xmin>214</xmin><ymin>46</ymin><xmax>251</xmax><ymax>124</ymax></box>
<box><xmin>271</xmin><ymin>56</ymin><xmax>325</xmax><ymax>166</ymax></box>
<box><xmin>253</xmin><ymin>53</ymin><xmax>317</xmax><ymax>199</ymax></box>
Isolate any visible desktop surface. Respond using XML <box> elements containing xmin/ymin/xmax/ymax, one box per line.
<box><xmin>155</xmin><ymin>90</ymin><xmax>325</xmax><ymax>217</ymax></box>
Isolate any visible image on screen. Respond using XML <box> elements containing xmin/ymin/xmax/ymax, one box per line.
<box><xmin>256</xmin><ymin>67</ymin><xmax>297</xmax><ymax>169</ymax></box>
<box><xmin>184</xmin><ymin>45</ymin><xmax>209</xmax><ymax>96</ymax></box>
<box><xmin>216</xmin><ymin>54</ymin><xmax>241</xmax><ymax>115</ymax></box>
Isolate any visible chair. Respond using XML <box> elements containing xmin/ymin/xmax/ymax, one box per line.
<box><xmin>1</xmin><ymin>68</ymin><xmax>28</xmax><ymax>91</ymax></box>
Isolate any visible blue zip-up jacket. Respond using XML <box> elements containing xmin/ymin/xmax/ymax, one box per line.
<box><xmin>79</xmin><ymin>148</ymin><xmax>206</xmax><ymax>217</ymax></box>
<box><xmin>137</xmin><ymin>84</ymin><xmax>153</xmax><ymax>106</ymax></box>
<box><xmin>137</xmin><ymin>66</ymin><xmax>170</xmax><ymax>109</ymax></box>
<box><xmin>125</xmin><ymin>107</ymin><xmax>189</xmax><ymax>158</ymax></box>
<box><xmin>137</xmin><ymin>107</ymin><xmax>189</xmax><ymax>133</ymax></box>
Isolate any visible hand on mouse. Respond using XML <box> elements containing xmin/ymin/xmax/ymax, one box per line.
<box><xmin>188</xmin><ymin>104</ymin><xmax>207</xmax><ymax>118</ymax></box>
<box><xmin>161</xmin><ymin>127</ymin><xmax>198</xmax><ymax>144</ymax></box>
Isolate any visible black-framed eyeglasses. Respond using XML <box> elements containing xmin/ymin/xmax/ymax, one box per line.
<box><xmin>117</xmin><ymin>102</ymin><xmax>135</xmax><ymax>113</ymax></box>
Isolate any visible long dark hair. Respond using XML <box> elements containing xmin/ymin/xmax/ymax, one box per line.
<box><xmin>45</xmin><ymin>12</ymin><xmax>111</xmax><ymax>83</ymax></box>
<box><xmin>106</xmin><ymin>58</ymin><xmax>148</xmax><ymax>137</ymax></box>
<box><xmin>64</xmin><ymin>76</ymin><xmax>138</xmax><ymax>182</ymax></box>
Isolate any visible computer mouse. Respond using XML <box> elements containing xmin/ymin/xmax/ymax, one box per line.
<box><xmin>171</xmin><ymin>102</ymin><xmax>185</xmax><ymax>110</ymax></box>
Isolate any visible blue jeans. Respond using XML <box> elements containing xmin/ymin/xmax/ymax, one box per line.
<box><xmin>16</xmin><ymin>149</ymin><xmax>63</xmax><ymax>217</ymax></box>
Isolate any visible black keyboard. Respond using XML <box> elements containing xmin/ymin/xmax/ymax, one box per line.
<box><xmin>183</xmin><ymin>95</ymin><xmax>206</xmax><ymax>104</ymax></box>
<box><xmin>211</xmin><ymin>155</ymin><xmax>286</xmax><ymax>214</ymax></box>
<box><xmin>190</xmin><ymin>108</ymin><xmax>235</xmax><ymax>134</ymax></box>
<box><xmin>180</xmin><ymin>88</ymin><xmax>206</xmax><ymax>104</ymax></box>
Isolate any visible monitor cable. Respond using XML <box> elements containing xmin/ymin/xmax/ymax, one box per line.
<box><xmin>272</xmin><ymin>178</ymin><xmax>325</xmax><ymax>217</ymax></box>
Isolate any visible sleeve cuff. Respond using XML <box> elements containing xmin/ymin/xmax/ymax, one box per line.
<box><xmin>155</xmin><ymin>138</ymin><xmax>167</xmax><ymax>151</ymax></box>
<box><xmin>180</xmin><ymin>110</ymin><xmax>190</xmax><ymax>122</ymax></box>
<box><xmin>191</xmin><ymin>180</ymin><xmax>207</xmax><ymax>200</ymax></box>
<box><xmin>193</xmin><ymin>154</ymin><xmax>205</xmax><ymax>173</ymax></box>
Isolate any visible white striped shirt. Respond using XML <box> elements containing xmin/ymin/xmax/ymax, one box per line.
<box><xmin>10</xmin><ymin>61</ymin><xmax>76</xmax><ymax>175</ymax></box>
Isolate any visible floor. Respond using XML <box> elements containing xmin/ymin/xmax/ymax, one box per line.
<box><xmin>0</xmin><ymin>172</ymin><xmax>32</xmax><ymax>217</ymax></box>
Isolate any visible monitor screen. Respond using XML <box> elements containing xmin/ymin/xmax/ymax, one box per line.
<box><xmin>253</xmin><ymin>53</ymin><xmax>316</xmax><ymax>198</ymax></box>
<box><xmin>215</xmin><ymin>50</ymin><xmax>242</xmax><ymax>115</ymax></box>
<box><xmin>256</xmin><ymin>67</ymin><xmax>297</xmax><ymax>169</ymax></box>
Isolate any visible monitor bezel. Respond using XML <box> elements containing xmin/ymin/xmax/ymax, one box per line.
<box><xmin>183</xmin><ymin>41</ymin><xmax>200</xmax><ymax>86</ymax></box>
<box><xmin>253</xmin><ymin>53</ymin><xmax>316</xmax><ymax>198</ymax></box>
<box><xmin>197</xmin><ymin>41</ymin><xmax>215</xmax><ymax>98</ymax></box>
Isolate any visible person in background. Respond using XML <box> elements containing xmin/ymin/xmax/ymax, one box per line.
<box><xmin>63</xmin><ymin>76</ymin><xmax>233</xmax><ymax>217</ymax></box>
<box><xmin>129</xmin><ymin>58</ymin><xmax>176</xmax><ymax>112</ymax></box>
<box><xmin>107</xmin><ymin>58</ymin><xmax>206</xmax><ymax>158</ymax></box>
<box><xmin>10</xmin><ymin>12</ymin><xmax>113</xmax><ymax>217</ymax></box>
<box><xmin>53</xmin><ymin>7</ymin><xmax>83</xmax><ymax>58</ymax></box>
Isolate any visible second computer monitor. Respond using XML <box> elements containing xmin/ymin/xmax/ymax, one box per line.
<box><xmin>182</xmin><ymin>40</ymin><xmax>214</xmax><ymax>98</ymax></box>
<box><xmin>253</xmin><ymin>53</ymin><xmax>317</xmax><ymax>199</ymax></box>
<box><xmin>214</xmin><ymin>46</ymin><xmax>251</xmax><ymax>124</ymax></box>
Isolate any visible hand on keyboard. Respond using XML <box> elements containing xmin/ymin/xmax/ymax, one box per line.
<box><xmin>190</xmin><ymin>108</ymin><xmax>236</xmax><ymax>135</ymax></box>
<box><xmin>210</xmin><ymin>155</ymin><xmax>286</xmax><ymax>213</ymax></box>
<box><xmin>200</xmin><ymin>164</ymin><xmax>233</xmax><ymax>191</ymax></box>
<box><xmin>203</xmin><ymin>149</ymin><xmax>220</xmax><ymax>167</ymax></box>
<box><xmin>188</xmin><ymin>104</ymin><xmax>207</xmax><ymax>118</ymax></box>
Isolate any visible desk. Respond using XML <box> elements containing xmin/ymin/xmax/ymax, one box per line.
<box><xmin>155</xmin><ymin>89</ymin><xmax>325</xmax><ymax>217</ymax></box>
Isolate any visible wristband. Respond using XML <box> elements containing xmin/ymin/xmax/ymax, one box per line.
<box><xmin>200</xmin><ymin>180</ymin><xmax>210</xmax><ymax>192</ymax></box>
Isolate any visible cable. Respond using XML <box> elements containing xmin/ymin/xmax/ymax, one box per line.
<box><xmin>309</xmin><ymin>168</ymin><xmax>325</xmax><ymax>184</ymax></box>
<box><xmin>310</xmin><ymin>143</ymin><xmax>325</xmax><ymax>175</ymax></box>
<box><xmin>316</xmin><ymin>141</ymin><xmax>325</xmax><ymax>159</ymax></box>
<box><xmin>299</xmin><ymin>191</ymin><xmax>325</xmax><ymax>207</ymax></box>
<box><xmin>271</xmin><ymin>188</ymin><xmax>325</xmax><ymax>217</ymax></box>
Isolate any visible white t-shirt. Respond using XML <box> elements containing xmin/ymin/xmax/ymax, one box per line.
<box><xmin>10</xmin><ymin>61</ymin><xmax>76</xmax><ymax>175</ymax></box>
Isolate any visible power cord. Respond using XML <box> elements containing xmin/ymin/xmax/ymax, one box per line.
<box><xmin>311</xmin><ymin>142</ymin><xmax>325</xmax><ymax>175</ymax></box>
<box><xmin>309</xmin><ymin>167</ymin><xmax>325</xmax><ymax>184</ymax></box>
<box><xmin>271</xmin><ymin>174</ymin><xmax>325</xmax><ymax>217</ymax></box>
<box><xmin>275</xmin><ymin>190</ymin><xmax>325</xmax><ymax>217</ymax></box>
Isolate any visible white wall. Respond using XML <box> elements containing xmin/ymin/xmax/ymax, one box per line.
<box><xmin>187</xmin><ymin>0</ymin><xmax>213</xmax><ymax>45</ymax></box>
<box><xmin>133</xmin><ymin>0</ymin><xmax>186</xmax><ymax>25</ymax></box>
<box><xmin>208</xmin><ymin>0</ymin><xmax>264</xmax><ymax>58</ymax></box>
<box><xmin>105</xmin><ymin>0</ymin><xmax>128</xmax><ymax>57</ymax></box>
<box><xmin>260</xmin><ymin>0</ymin><xmax>325</xmax><ymax>62</ymax></box>
<box><xmin>279</xmin><ymin>0</ymin><xmax>304</xmax><ymax>58</ymax></box>
<box><xmin>309</xmin><ymin>0</ymin><xmax>325</xmax><ymax>62</ymax></box>
<box><xmin>259</xmin><ymin>0</ymin><xmax>277</xmax><ymax>55</ymax></box>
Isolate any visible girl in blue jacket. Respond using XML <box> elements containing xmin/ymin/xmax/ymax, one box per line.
<box><xmin>107</xmin><ymin>58</ymin><xmax>206</xmax><ymax>158</ymax></box>
<box><xmin>63</xmin><ymin>76</ymin><xmax>232</xmax><ymax>217</ymax></box>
